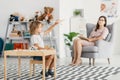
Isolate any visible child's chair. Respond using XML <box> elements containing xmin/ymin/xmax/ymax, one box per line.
<box><xmin>29</xmin><ymin>45</ymin><xmax>50</xmax><ymax>76</ymax></box>
<box><xmin>29</xmin><ymin>59</ymin><xmax>42</xmax><ymax>76</ymax></box>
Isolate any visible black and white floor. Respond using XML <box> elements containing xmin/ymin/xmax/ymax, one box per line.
<box><xmin>0</xmin><ymin>55</ymin><xmax>120</xmax><ymax>80</ymax></box>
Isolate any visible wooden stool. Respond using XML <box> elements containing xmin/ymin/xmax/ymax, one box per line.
<box><xmin>30</xmin><ymin>59</ymin><xmax>42</xmax><ymax>76</ymax></box>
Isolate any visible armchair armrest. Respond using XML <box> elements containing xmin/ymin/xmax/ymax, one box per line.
<box><xmin>95</xmin><ymin>40</ymin><xmax>112</xmax><ymax>47</ymax></box>
<box><xmin>95</xmin><ymin>40</ymin><xmax>113</xmax><ymax>57</ymax></box>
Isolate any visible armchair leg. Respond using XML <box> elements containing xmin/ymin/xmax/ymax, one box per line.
<box><xmin>89</xmin><ymin>58</ymin><xmax>91</xmax><ymax>65</ymax></box>
<box><xmin>107</xmin><ymin>58</ymin><xmax>110</xmax><ymax>64</ymax></box>
<box><xmin>93</xmin><ymin>58</ymin><xmax>95</xmax><ymax>66</ymax></box>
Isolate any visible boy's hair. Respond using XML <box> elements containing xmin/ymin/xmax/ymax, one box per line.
<box><xmin>29</xmin><ymin>21</ymin><xmax>43</xmax><ymax>35</ymax></box>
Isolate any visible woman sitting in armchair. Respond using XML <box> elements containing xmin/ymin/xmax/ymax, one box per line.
<box><xmin>71</xmin><ymin>16</ymin><xmax>109</xmax><ymax>66</ymax></box>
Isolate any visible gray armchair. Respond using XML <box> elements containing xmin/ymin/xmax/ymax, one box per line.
<box><xmin>72</xmin><ymin>23</ymin><xmax>114</xmax><ymax>65</ymax></box>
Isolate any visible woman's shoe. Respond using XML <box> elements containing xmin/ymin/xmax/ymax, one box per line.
<box><xmin>73</xmin><ymin>60</ymin><xmax>82</xmax><ymax>66</ymax></box>
<box><xmin>69</xmin><ymin>63</ymin><xmax>74</xmax><ymax>65</ymax></box>
<box><xmin>75</xmin><ymin>62</ymin><xmax>82</xmax><ymax>66</ymax></box>
<box><xmin>69</xmin><ymin>60</ymin><xmax>75</xmax><ymax>66</ymax></box>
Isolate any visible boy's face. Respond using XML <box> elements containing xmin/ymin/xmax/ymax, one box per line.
<box><xmin>36</xmin><ymin>24</ymin><xmax>43</xmax><ymax>33</ymax></box>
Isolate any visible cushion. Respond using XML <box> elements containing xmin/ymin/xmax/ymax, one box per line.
<box><xmin>82</xmin><ymin>46</ymin><xmax>98</xmax><ymax>53</ymax></box>
<box><xmin>105</xmin><ymin>33</ymin><xmax>111</xmax><ymax>42</ymax></box>
<box><xmin>86</xmin><ymin>23</ymin><xmax>96</xmax><ymax>37</ymax></box>
<box><xmin>106</xmin><ymin>24</ymin><xmax>113</xmax><ymax>33</ymax></box>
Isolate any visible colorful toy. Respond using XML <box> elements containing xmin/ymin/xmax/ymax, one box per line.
<box><xmin>9</xmin><ymin>12</ymin><xmax>25</xmax><ymax>22</ymax></box>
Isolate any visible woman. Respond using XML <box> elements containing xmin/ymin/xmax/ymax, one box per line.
<box><xmin>71</xmin><ymin>16</ymin><xmax>109</xmax><ymax>66</ymax></box>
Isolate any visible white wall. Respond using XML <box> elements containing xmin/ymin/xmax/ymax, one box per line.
<box><xmin>58</xmin><ymin>0</ymin><xmax>84</xmax><ymax>58</ymax></box>
<box><xmin>0</xmin><ymin>0</ymin><xmax>60</xmax><ymax>54</ymax></box>
<box><xmin>83</xmin><ymin>0</ymin><xmax>120</xmax><ymax>55</ymax></box>
<box><xmin>0</xmin><ymin>0</ymin><xmax>120</xmax><ymax>57</ymax></box>
<box><xmin>83</xmin><ymin>0</ymin><xmax>101</xmax><ymax>24</ymax></box>
<box><xmin>84</xmin><ymin>0</ymin><xmax>120</xmax><ymax>54</ymax></box>
<box><xmin>83</xmin><ymin>0</ymin><xmax>120</xmax><ymax>24</ymax></box>
<box><xmin>58</xmin><ymin>0</ymin><xmax>120</xmax><ymax>58</ymax></box>
<box><xmin>0</xmin><ymin>0</ymin><xmax>59</xmax><ymax>39</ymax></box>
<box><xmin>114</xmin><ymin>18</ymin><xmax>120</xmax><ymax>54</ymax></box>
<box><xmin>69</xmin><ymin>0</ymin><xmax>120</xmax><ymax>55</ymax></box>
<box><xmin>114</xmin><ymin>0</ymin><xmax>120</xmax><ymax>54</ymax></box>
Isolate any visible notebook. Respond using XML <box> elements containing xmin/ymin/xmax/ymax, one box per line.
<box><xmin>79</xmin><ymin>36</ymin><xmax>89</xmax><ymax>41</ymax></box>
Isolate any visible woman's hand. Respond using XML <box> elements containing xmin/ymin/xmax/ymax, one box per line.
<box><xmin>88</xmin><ymin>38</ymin><xmax>96</xmax><ymax>42</ymax></box>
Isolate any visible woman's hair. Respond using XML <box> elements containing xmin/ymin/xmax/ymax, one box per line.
<box><xmin>29</xmin><ymin>21</ymin><xmax>43</xmax><ymax>35</ymax></box>
<box><xmin>95</xmin><ymin>16</ymin><xmax>107</xmax><ymax>31</ymax></box>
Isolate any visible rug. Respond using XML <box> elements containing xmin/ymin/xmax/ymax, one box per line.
<box><xmin>0</xmin><ymin>62</ymin><xmax>120</xmax><ymax>80</ymax></box>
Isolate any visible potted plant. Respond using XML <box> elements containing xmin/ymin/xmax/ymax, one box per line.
<box><xmin>64</xmin><ymin>32</ymin><xmax>79</xmax><ymax>57</ymax></box>
<box><xmin>64</xmin><ymin>32</ymin><xmax>79</xmax><ymax>47</ymax></box>
<box><xmin>73</xmin><ymin>9</ymin><xmax>81</xmax><ymax>16</ymax></box>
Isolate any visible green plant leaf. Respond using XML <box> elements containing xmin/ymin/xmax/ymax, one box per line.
<box><xmin>73</xmin><ymin>9</ymin><xmax>81</xmax><ymax>16</ymax></box>
<box><xmin>64</xmin><ymin>32</ymin><xmax>79</xmax><ymax>47</ymax></box>
<box><xmin>66</xmin><ymin>43</ymin><xmax>71</xmax><ymax>47</ymax></box>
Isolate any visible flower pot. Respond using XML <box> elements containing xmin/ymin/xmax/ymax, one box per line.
<box><xmin>65</xmin><ymin>46</ymin><xmax>72</xmax><ymax>57</ymax></box>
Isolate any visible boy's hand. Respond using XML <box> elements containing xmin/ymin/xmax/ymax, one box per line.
<box><xmin>54</xmin><ymin>19</ymin><xmax>62</xmax><ymax>25</ymax></box>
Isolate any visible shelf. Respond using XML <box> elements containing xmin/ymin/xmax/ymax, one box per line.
<box><xmin>23</xmin><ymin>36</ymin><xmax>31</xmax><ymax>39</ymax></box>
<box><xmin>8</xmin><ymin>21</ymin><xmax>29</xmax><ymax>26</ymax></box>
<box><xmin>3</xmin><ymin>21</ymin><xmax>58</xmax><ymax>52</ymax></box>
<box><xmin>44</xmin><ymin>36</ymin><xmax>57</xmax><ymax>40</ymax></box>
<box><xmin>8</xmin><ymin>36</ymin><xmax>31</xmax><ymax>40</ymax></box>
<box><xmin>8</xmin><ymin>36</ymin><xmax>57</xmax><ymax>40</ymax></box>
<box><xmin>9</xmin><ymin>21</ymin><xmax>28</xmax><ymax>23</ymax></box>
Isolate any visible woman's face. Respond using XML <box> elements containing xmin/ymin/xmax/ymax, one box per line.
<box><xmin>98</xmin><ymin>17</ymin><xmax>105</xmax><ymax>27</ymax></box>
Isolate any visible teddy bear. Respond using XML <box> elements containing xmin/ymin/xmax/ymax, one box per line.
<box><xmin>29</xmin><ymin>11</ymin><xmax>40</xmax><ymax>22</ymax></box>
<box><xmin>38</xmin><ymin>7</ymin><xmax>54</xmax><ymax>24</ymax></box>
